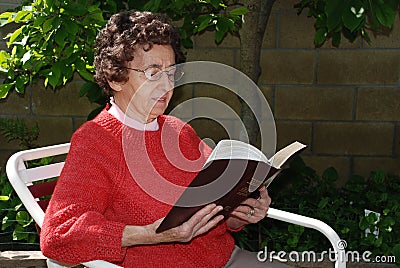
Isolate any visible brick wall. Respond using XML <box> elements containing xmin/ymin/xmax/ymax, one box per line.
<box><xmin>0</xmin><ymin>0</ymin><xmax>399</xmax><ymax>183</ymax></box>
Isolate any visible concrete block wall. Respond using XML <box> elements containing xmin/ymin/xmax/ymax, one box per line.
<box><xmin>187</xmin><ymin>0</ymin><xmax>400</xmax><ymax>183</ymax></box>
<box><xmin>0</xmin><ymin>0</ymin><xmax>399</xmax><ymax>183</ymax></box>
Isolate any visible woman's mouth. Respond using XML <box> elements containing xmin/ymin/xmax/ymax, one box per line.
<box><xmin>152</xmin><ymin>96</ymin><xmax>167</xmax><ymax>103</ymax></box>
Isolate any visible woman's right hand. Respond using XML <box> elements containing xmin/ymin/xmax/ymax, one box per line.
<box><xmin>153</xmin><ymin>204</ymin><xmax>224</xmax><ymax>243</ymax></box>
<box><xmin>122</xmin><ymin>204</ymin><xmax>224</xmax><ymax>246</ymax></box>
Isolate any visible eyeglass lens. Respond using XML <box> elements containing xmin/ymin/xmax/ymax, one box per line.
<box><xmin>145</xmin><ymin>67</ymin><xmax>184</xmax><ymax>82</ymax></box>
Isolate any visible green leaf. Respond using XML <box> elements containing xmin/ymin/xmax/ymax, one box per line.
<box><xmin>182</xmin><ymin>38</ymin><xmax>193</xmax><ymax>48</ymax></box>
<box><xmin>322</xmin><ymin>167</ymin><xmax>338</xmax><ymax>181</ymax></box>
<box><xmin>33</xmin><ymin>16</ymin><xmax>47</xmax><ymax>27</ymax></box>
<box><xmin>8</xmin><ymin>27</ymin><xmax>23</xmax><ymax>44</ymax></box>
<box><xmin>27</xmin><ymin>233</ymin><xmax>37</xmax><ymax>243</ymax></box>
<box><xmin>318</xmin><ymin>197</ymin><xmax>330</xmax><ymax>209</ymax></box>
<box><xmin>15</xmin><ymin>75</ymin><xmax>28</xmax><ymax>94</ymax></box>
<box><xmin>366</xmin><ymin>212</ymin><xmax>379</xmax><ymax>224</ymax></box>
<box><xmin>0</xmin><ymin>195</ymin><xmax>9</xmax><ymax>201</ymax></box>
<box><xmin>64</xmin><ymin>20</ymin><xmax>79</xmax><ymax>36</ymax></box>
<box><xmin>229</xmin><ymin>7</ymin><xmax>249</xmax><ymax>16</ymax></box>
<box><xmin>383</xmin><ymin>208</ymin><xmax>390</xmax><ymax>215</ymax></box>
<box><xmin>341</xmin><ymin>227</ymin><xmax>350</xmax><ymax>234</ymax></box>
<box><xmin>13</xmin><ymin>224</ymin><xmax>29</xmax><ymax>241</ymax></box>
<box><xmin>371</xmin><ymin>170</ymin><xmax>385</xmax><ymax>183</ymax></box>
<box><xmin>0</xmin><ymin>50</ymin><xmax>10</xmax><ymax>69</ymax></box>
<box><xmin>16</xmin><ymin>211</ymin><xmax>33</xmax><ymax>227</ymax></box>
<box><xmin>218</xmin><ymin>17</ymin><xmax>234</xmax><ymax>32</ymax></box>
<box><xmin>215</xmin><ymin>17</ymin><xmax>233</xmax><ymax>43</ymax></box>
<box><xmin>14</xmin><ymin>10</ymin><xmax>31</xmax><ymax>23</ymax></box>
<box><xmin>87</xmin><ymin>6</ymin><xmax>105</xmax><ymax>24</ymax></box>
<box><xmin>79</xmin><ymin>81</ymin><xmax>102</xmax><ymax>102</ymax></box>
<box><xmin>359</xmin><ymin>216</ymin><xmax>369</xmax><ymax>230</ymax></box>
<box><xmin>209</xmin><ymin>0</ymin><xmax>223</xmax><ymax>9</ymax></box>
<box><xmin>215</xmin><ymin>29</ymin><xmax>226</xmax><ymax>43</ymax></box>
<box><xmin>373</xmin><ymin>2</ymin><xmax>397</xmax><ymax>27</ymax></box>
<box><xmin>64</xmin><ymin>2</ymin><xmax>87</xmax><ymax>16</ymax></box>
<box><xmin>314</xmin><ymin>28</ymin><xmax>327</xmax><ymax>46</ymax></box>
<box><xmin>0</xmin><ymin>83</ymin><xmax>14</xmax><ymax>98</ymax></box>
<box><xmin>42</xmin><ymin>17</ymin><xmax>55</xmax><ymax>33</ymax></box>
<box><xmin>55</xmin><ymin>27</ymin><xmax>68</xmax><ymax>47</ymax></box>
<box><xmin>144</xmin><ymin>0</ymin><xmax>162</xmax><ymax>12</ymax></box>
<box><xmin>325</xmin><ymin>0</ymin><xmax>347</xmax><ymax>31</ymax></box>
<box><xmin>391</xmin><ymin>244</ymin><xmax>400</xmax><ymax>265</ymax></box>
<box><xmin>2</xmin><ymin>215</ymin><xmax>14</xmax><ymax>230</ymax></box>
<box><xmin>342</xmin><ymin>5</ymin><xmax>363</xmax><ymax>32</ymax></box>
<box><xmin>196</xmin><ymin>15</ymin><xmax>214</xmax><ymax>33</ymax></box>
<box><xmin>77</xmin><ymin>68</ymin><xmax>94</xmax><ymax>82</ymax></box>
<box><xmin>0</xmin><ymin>12</ymin><xmax>15</xmax><ymax>27</ymax></box>
<box><xmin>48</xmin><ymin>63</ymin><xmax>62</xmax><ymax>88</ymax></box>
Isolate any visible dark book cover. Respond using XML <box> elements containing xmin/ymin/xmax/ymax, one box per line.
<box><xmin>156</xmin><ymin>159</ymin><xmax>278</xmax><ymax>233</ymax></box>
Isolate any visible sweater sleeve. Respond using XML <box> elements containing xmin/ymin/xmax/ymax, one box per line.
<box><xmin>40</xmin><ymin>122</ymin><xmax>127</xmax><ymax>265</ymax></box>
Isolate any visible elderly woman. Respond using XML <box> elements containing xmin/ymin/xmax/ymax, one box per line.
<box><xmin>40</xmin><ymin>11</ymin><xmax>288</xmax><ymax>268</ymax></box>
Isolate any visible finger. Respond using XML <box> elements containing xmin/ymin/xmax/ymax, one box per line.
<box><xmin>240</xmin><ymin>198</ymin><xmax>260</xmax><ymax>208</ymax></box>
<box><xmin>234</xmin><ymin>204</ymin><xmax>254</xmax><ymax>214</ymax></box>
<box><xmin>232</xmin><ymin>204</ymin><xmax>267</xmax><ymax>220</ymax></box>
<box><xmin>187</xmin><ymin>204</ymin><xmax>223</xmax><ymax>234</ymax></box>
<box><xmin>194</xmin><ymin>215</ymin><xmax>224</xmax><ymax>236</ymax></box>
<box><xmin>189</xmin><ymin>205</ymin><xmax>223</xmax><ymax>239</ymax></box>
<box><xmin>259</xmin><ymin>186</ymin><xmax>269</xmax><ymax>199</ymax></box>
<box><xmin>186</xmin><ymin>204</ymin><xmax>218</xmax><ymax>226</ymax></box>
<box><xmin>230</xmin><ymin>211</ymin><xmax>259</xmax><ymax>224</ymax></box>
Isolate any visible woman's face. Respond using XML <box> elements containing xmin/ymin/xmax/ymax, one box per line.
<box><xmin>112</xmin><ymin>44</ymin><xmax>176</xmax><ymax>123</ymax></box>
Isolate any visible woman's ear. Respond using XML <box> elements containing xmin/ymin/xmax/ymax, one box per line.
<box><xmin>108</xmin><ymin>80</ymin><xmax>124</xmax><ymax>92</ymax></box>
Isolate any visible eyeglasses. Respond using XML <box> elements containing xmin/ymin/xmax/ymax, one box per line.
<box><xmin>123</xmin><ymin>66</ymin><xmax>184</xmax><ymax>82</ymax></box>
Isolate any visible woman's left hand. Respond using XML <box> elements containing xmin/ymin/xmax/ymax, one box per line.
<box><xmin>226</xmin><ymin>186</ymin><xmax>271</xmax><ymax>230</ymax></box>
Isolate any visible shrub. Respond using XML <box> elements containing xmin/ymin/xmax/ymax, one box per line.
<box><xmin>233</xmin><ymin>156</ymin><xmax>400</xmax><ymax>266</ymax></box>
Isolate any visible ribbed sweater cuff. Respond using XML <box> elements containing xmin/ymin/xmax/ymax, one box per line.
<box><xmin>93</xmin><ymin>221</ymin><xmax>127</xmax><ymax>262</ymax></box>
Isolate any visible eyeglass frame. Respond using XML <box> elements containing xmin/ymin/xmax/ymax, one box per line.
<box><xmin>121</xmin><ymin>65</ymin><xmax>184</xmax><ymax>82</ymax></box>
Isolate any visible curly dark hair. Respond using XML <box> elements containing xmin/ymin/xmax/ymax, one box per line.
<box><xmin>94</xmin><ymin>11</ymin><xmax>186</xmax><ymax>96</ymax></box>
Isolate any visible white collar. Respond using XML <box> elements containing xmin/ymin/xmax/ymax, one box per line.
<box><xmin>107</xmin><ymin>98</ymin><xmax>159</xmax><ymax>131</ymax></box>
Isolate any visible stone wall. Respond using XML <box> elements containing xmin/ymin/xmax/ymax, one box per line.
<box><xmin>0</xmin><ymin>0</ymin><xmax>399</xmax><ymax>184</ymax></box>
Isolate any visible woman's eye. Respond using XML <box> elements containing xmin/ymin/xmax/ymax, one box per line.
<box><xmin>150</xmin><ymin>69</ymin><xmax>160</xmax><ymax>76</ymax></box>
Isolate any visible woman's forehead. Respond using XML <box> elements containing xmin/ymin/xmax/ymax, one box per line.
<box><xmin>134</xmin><ymin>45</ymin><xmax>175</xmax><ymax>67</ymax></box>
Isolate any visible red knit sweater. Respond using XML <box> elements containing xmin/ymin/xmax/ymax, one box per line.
<box><xmin>40</xmin><ymin>110</ymin><xmax>235</xmax><ymax>267</ymax></box>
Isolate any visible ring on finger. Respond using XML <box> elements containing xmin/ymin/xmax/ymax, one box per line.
<box><xmin>246</xmin><ymin>206</ymin><xmax>255</xmax><ymax>218</ymax></box>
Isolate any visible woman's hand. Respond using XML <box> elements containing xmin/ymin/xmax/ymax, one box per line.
<box><xmin>226</xmin><ymin>186</ymin><xmax>271</xmax><ymax>231</ymax></box>
<box><xmin>154</xmin><ymin>203</ymin><xmax>224</xmax><ymax>243</ymax></box>
<box><xmin>122</xmin><ymin>204</ymin><xmax>224</xmax><ymax>246</ymax></box>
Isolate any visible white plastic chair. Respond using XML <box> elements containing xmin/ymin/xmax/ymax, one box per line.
<box><xmin>6</xmin><ymin>143</ymin><xmax>121</xmax><ymax>268</ymax></box>
<box><xmin>6</xmin><ymin>143</ymin><xmax>346</xmax><ymax>268</ymax></box>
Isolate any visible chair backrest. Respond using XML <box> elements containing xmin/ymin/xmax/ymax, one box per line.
<box><xmin>6</xmin><ymin>143</ymin><xmax>123</xmax><ymax>268</ymax></box>
<box><xmin>6</xmin><ymin>143</ymin><xmax>70</xmax><ymax>228</ymax></box>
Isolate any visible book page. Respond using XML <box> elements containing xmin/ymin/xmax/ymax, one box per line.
<box><xmin>204</xmin><ymin>140</ymin><xmax>270</xmax><ymax>167</ymax></box>
<box><xmin>271</xmin><ymin>141</ymin><xmax>306</xmax><ymax>169</ymax></box>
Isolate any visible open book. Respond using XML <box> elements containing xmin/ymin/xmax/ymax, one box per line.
<box><xmin>155</xmin><ymin>140</ymin><xmax>306</xmax><ymax>233</ymax></box>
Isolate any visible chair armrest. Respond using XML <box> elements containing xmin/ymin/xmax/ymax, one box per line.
<box><xmin>47</xmin><ymin>259</ymin><xmax>123</xmax><ymax>268</ymax></box>
<box><xmin>267</xmin><ymin>207</ymin><xmax>346</xmax><ymax>268</ymax></box>
<box><xmin>83</xmin><ymin>260</ymin><xmax>123</xmax><ymax>268</ymax></box>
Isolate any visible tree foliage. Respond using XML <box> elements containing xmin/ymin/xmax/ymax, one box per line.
<box><xmin>0</xmin><ymin>0</ymin><xmax>246</xmax><ymax>103</ymax></box>
<box><xmin>295</xmin><ymin>0</ymin><xmax>400</xmax><ymax>46</ymax></box>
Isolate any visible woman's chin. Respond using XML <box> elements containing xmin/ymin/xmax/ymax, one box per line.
<box><xmin>149</xmin><ymin>107</ymin><xmax>167</xmax><ymax>119</ymax></box>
